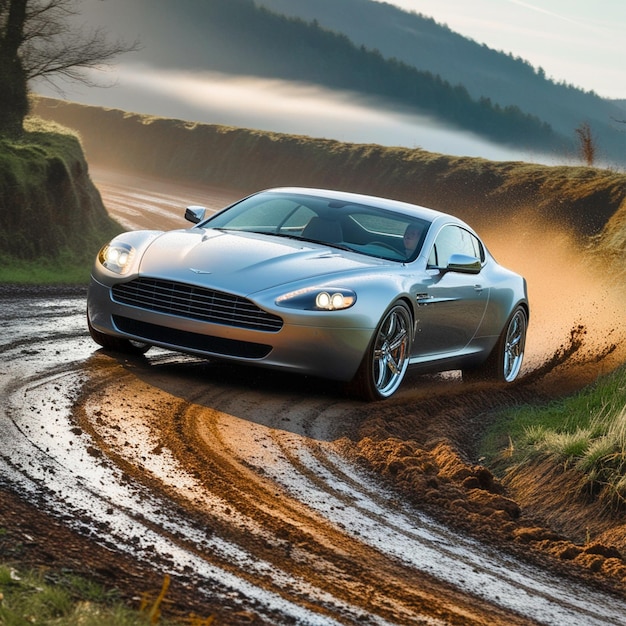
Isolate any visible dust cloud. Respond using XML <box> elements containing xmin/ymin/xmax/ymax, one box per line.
<box><xmin>482</xmin><ymin>213</ymin><xmax>626</xmax><ymax>387</ymax></box>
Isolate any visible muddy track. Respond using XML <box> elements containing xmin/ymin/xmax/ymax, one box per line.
<box><xmin>1</xmin><ymin>291</ymin><xmax>626</xmax><ymax>625</ymax></box>
<box><xmin>3</xmin><ymin>173</ymin><xmax>626</xmax><ymax>624</ymax></box>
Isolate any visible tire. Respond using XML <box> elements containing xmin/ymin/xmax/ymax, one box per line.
<box><xmin>463</xmin><ymin>305</ymin><xmax>527</xmax><ymax>383</ymax></box>
<box><xmin>87</xmin><ymin>313</ymin><xmax>151</xmax><ymax>355</ymax></box>
<box><xmin>350</xmin><ymin>301</ymin><xmax>413</xmax><ymax>401</ymax></box>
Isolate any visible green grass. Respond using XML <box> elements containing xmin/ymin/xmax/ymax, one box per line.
<box><xmin>0</xmin><ymin>254</ymin><xmax>92</xmax><ymax>285</ymax></box>
<box><xmin>481</xmin><ymin>365</ymin><xmax>626</xmax><ymax>509</ymax></box>
<box><xmin>0</xmin><ymin>564</ymin><xmax>182</xmax><ymax>625</ymax></box>
<box><xmin>0</xmin><ymin>118</ymin><xmax>121</xmax><ymax>284</ymax></box>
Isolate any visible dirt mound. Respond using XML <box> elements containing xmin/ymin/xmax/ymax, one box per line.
<box><xmin>505</xmin><ymin>458</ymin><xmax>626</xmax><ymax>551</ymax></box>
<box><xmin>352</xmin><ymin>371</ymin><xmax>626</xmax><ymax>593</ymax></box>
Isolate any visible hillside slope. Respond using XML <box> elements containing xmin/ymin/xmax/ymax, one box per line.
<box><xmin>0</xmin><ymin>117</ymin><xmax>120</xmax><ymax>271</ymax></box>
<box><xmin>73</xmin><ymin>0</ymin><xmax>625</xmax><ymax>162</ymax></box>
<box><xmin>70</xmin><ymin>0</ymin><xmax>568</xmax><ymax>157</ymax></box>
<box><xmin>33</xmin><ymin>97</ymin><xmax>626</xmax><ymax>241</ymax></box>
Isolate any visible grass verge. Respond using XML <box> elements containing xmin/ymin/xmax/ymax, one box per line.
<box><xmin>0</xmin><ymin>118</ymin><xmax>122</xmax><ymax>287</ymax></box>
<box><xmin>480</xmin><ymin>365</ymin><xmax>626</xmax><ymax>510</ymax></box>
<box><xmin>0</xmin><ymin>563</ymin><xmax>180</xmax><ymax>626</ymax></box>
<box><xmin>0</xmin><ymin>254</ymin><xmax>91</xmax><ymax>285</ymax></box>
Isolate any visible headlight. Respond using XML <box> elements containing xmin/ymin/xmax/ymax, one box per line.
<box><xmin>276</xmin><ymin>287</ymin><xmax>356</xmax><ymax>311</ymax></box>
<box><xmin>98</xmin><ymin>242</ymin><xmax>135</xmax><ymax>274</ymax></box>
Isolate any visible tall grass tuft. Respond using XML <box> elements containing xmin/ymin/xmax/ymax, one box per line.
<box><xmin>0</xmin><ymin>564</ymin><xmax>180</xmax><ymax>625</ymax></box>
<box><xmin>572</xmin><ymin>407</ymin><xmax>626</xmax><ymax>506</ymax></box>
<box><xmin>483</xmin><ymin>365</ymin><xmax>626</xmax><ymax>510</ymax></box>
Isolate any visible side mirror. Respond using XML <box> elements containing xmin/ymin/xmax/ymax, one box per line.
<box><xmin>446</xmin><ymin>253</ymin><xmax>481</xmax><ymax>274</ymax></box>
<box><xmin>185</xmin><ymin>205</ymin><xmax>207</xmax><ymax>224</ymax></box>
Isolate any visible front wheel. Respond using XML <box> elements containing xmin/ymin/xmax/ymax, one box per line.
<box><xmin>350</xmin><ymin>301</ymin><xmax>413</xmax><ymax>401</ymax></box>
<box><xmin>463</xmin><ymin>306</ymin><xmax>527</xmax><ymax>383</ymax></box>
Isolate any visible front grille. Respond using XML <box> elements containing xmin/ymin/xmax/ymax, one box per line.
<box><xmin>112</xmin><ymin>278</ymin><xmax>283</xmax><ymax>332</ymax></box>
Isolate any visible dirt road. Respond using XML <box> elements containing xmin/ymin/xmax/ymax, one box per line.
<box><xmin>2</xmin><ymin>171</ymin><xmax>626</xmax><ymax>624</ymax></box>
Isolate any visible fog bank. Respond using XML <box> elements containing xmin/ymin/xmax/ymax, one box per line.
<box><xmin>34</xmin><ymin>65</ymin><xmax>562</xmax><ymax>165</ymax></box>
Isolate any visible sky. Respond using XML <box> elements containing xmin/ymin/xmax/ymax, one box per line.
<box><xmin>386</xmin><ymin>0</ymin><xmax>626</xmax><ymax>100</ymax></box>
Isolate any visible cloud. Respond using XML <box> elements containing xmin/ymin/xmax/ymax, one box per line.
<box><xmin>504</xmin><ymin>0</ymin><xmax>586</xmax><ymax>27</ymax></box>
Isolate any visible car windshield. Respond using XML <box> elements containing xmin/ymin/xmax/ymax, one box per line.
<box><xmin>202</xmin><ymin>191</ymin><xmax>431</xmax><ymax>262</ymax></box>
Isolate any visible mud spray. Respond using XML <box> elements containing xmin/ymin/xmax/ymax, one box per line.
<box><xmin>482</xmin><ymin>211</ymin><xmax>626</xmax><ymax>394</ymax></box>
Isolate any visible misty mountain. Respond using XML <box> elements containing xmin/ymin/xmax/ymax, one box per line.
<box><xmin>71</xmin><ymin>0</ymin><xmax>623</xmax><ymax>162</ymax></box>
<box><xmin>254</xmin><ymin>0</ymin><xmax>625</xmax><ymax>164</ymax></box>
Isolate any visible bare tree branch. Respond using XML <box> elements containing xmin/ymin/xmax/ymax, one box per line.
<box><xmin>0</xmin><ymin>0</ymin><xmax>138</xmax><ymax>134</ymax></box>
<box><xmin>18</xmin><ymin>0</ymin><xmax>139</xmax><ymax>81</ymax></box>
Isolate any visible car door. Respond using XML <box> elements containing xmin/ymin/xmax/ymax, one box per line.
<box><xmin>413</xmin><ymin>224</ymin><xmax>490</xmax><ymax>356</ymax></box>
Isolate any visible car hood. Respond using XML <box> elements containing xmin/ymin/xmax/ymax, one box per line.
<box><xmin>138</xmin><ymin>229</ymin><xmax>384</xmax><ymax>295</ymax></box>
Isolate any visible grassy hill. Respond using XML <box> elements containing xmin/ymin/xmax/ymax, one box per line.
<box><xmin>0</xmin><ymin>117</ymin><xmax>121</xmax><ymax>283</ymax></box>
<box><xmin>4</xmin><ymin>95</ymin><xmax>625</xmax><ymax>282</ymax></box>
<box><xmin>32</xmin><ymin>97</ymin><xmax>626</xmax><ymax>243</ymax></box>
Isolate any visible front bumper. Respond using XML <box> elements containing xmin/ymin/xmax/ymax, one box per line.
<box><xmin>87</xmin><ymin>276</ymin><xmax>373</xmax><ymax>382</ymax></box>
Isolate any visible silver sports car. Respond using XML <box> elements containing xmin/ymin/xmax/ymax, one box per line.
<box><xmin>87</xmin><ymin>187</ymin><xmax>528</xmax><ymax>400</ymax></box>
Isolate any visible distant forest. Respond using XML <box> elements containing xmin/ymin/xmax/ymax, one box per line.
<box><xmin>253</xmin><ymin>0</ymin><xmax>626</xmax><ymax>165</ymax></box>
<box><xmin>137</xmin><ymin>0</ymin><xmax>565</xmax><ymax>153</ymax></box>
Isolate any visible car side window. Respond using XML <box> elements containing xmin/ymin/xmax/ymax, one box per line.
<box><xmin>458</xmin><ymin>227</ymin><xmax>484</xmax><ymax>261</ymax></box>
<box><xmin>428</xmin><ymin>225</ymin><xmax>484</xmax><ymax>268</ymax></box>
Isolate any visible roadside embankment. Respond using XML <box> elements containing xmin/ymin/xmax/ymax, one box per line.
<box><xmin>33</xmin><ymin>96</ymin><xmax>626</xmax><ymax>241</ymax></box>
<box><xmin>0</xmin><ymin>116</ymin><xmax>121</xmax><ymax>282</ymax></box>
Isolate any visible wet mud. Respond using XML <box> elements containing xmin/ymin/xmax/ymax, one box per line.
<box><xmin>2</xmin><ymin>174</ymin><xmax>626</xmax><ymax>624</ymax></box>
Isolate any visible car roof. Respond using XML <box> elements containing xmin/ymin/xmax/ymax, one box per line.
<box><xmin>261</xmin><ymin>187</ymin><xmax>447</xmax><ymax>223</ymax></box>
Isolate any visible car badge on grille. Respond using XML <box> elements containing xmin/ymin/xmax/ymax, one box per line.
<box><xmin>190</xmin><ymin>268</ymin><xmax>212</xmax><ymax>274</ymax></box>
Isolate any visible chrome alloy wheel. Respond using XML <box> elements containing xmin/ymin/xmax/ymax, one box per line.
<box><xmin>372</xmin><ymin>303</ymin><xmax>412</xmax><ymax>398</ymax></box>
<box><xmin>502</xmin><ymin>308</ymin><xmax>526</xmax><ymax>382</ymax></box>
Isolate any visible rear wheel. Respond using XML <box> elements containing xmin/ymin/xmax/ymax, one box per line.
<box><xmin>87</xmin><ymin>313</ymin><xmax>151</xmax><ymax>355</ymax></box>
<box><xmin>350</xmin><ymin>301</ymin><xmax>412</xmax><ymax>401</ymax></box>
<box><xmin>463</xmin><ymin>306</ymin><xmax>527</xmax><ymax>383</ymax></box>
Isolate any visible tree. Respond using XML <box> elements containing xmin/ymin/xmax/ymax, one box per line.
<box><xmin>575</xmin><ymin>121</ymin><xmax>596</xmax><ymax>166</ymax></box>
<box><xmin>0</xmin><ymin>0</ymin><xmax>136</xmax><ymax>136</ymax></box>
<box><xmin>0</xmin><ymin>0</ymin><xmax>28</xmax><ymax>136</ymax></box>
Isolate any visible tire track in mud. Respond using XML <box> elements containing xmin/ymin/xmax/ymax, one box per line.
<box><xmin>3</xmin><ymin>295</ymin><xmax>626</xmax><ymax>623</ymax></box>
<box><xmin>1</xmin><ymin>355</ymin><xmax>345</xmax><ymax>623</ymax></box>
<box><xmin>75</xmin><ymin>354</ymin><xmax>532</xmax><ymax>625</ymax></box>
<box><xmin>204</xmin><ymin>385</ymin><xmax>626</xmax><ymax>625</ymax></box>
